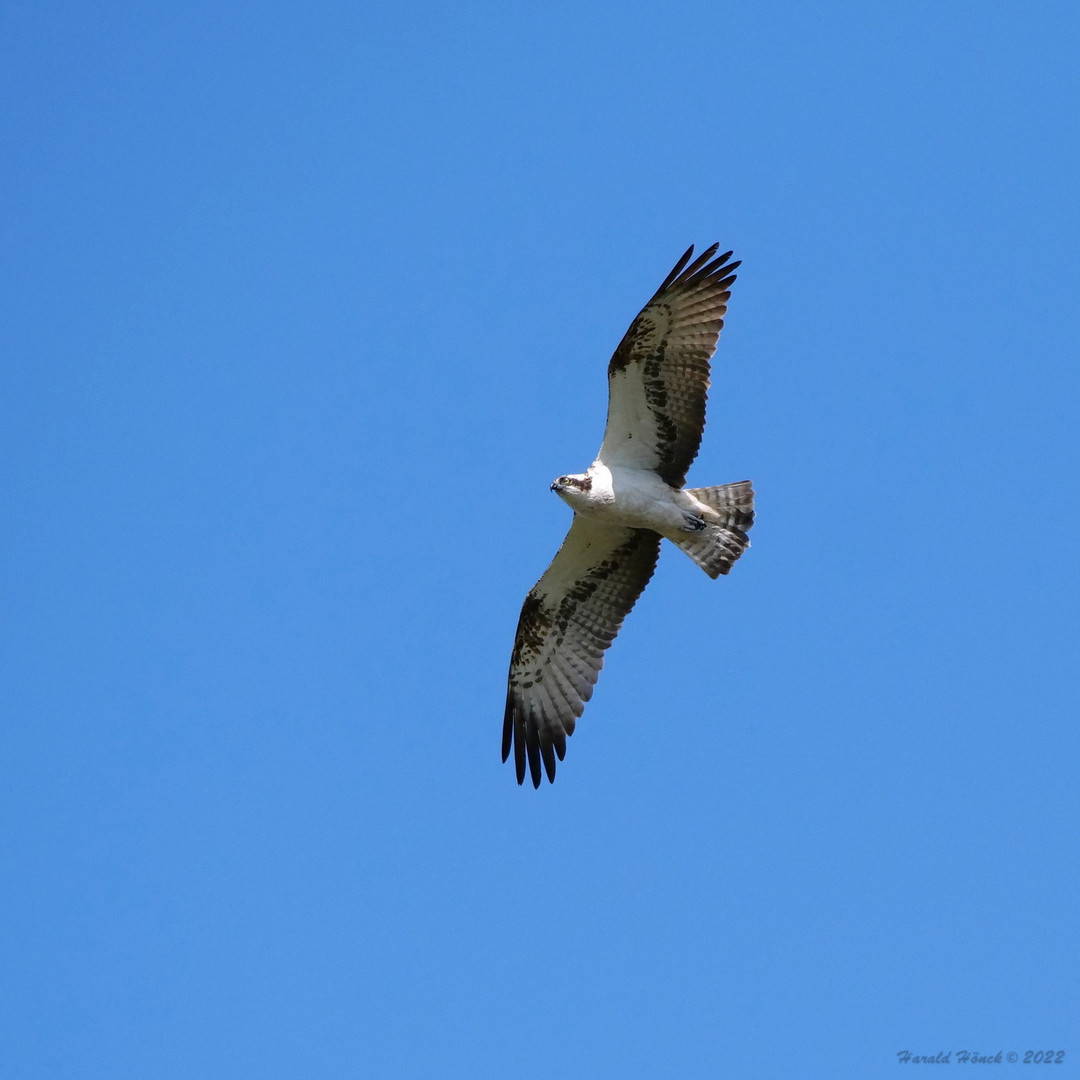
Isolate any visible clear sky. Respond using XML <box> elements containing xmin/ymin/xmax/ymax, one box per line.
<box><xmin>3</xmin><ymin>2</ymin><xmax>1078</xmax><ymax>1077</ymax></box>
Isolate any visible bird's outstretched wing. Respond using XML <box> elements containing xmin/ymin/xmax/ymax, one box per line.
<box><xmin>597</xmin><ymin>244</ymin><xmax>739</xmax><ymax>487</ymax></box>
<box><xmin>503</xmin><ymin>518</ymin><xmax>661</xmax><ymax>787</ymax></box>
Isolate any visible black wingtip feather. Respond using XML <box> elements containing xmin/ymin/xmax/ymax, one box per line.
<box><xmin>510</xmin><ymin>707</ymin><xmax>527</xmax><ymax>785</ymax></box>
<box><xmin>539</xmin><ymin>741</ymin><xmax>557</xmax><ymax>784</ymax></box>
<box><xmin>525</xmin><ymin>725</ymin><xmax>542</xmax><ymax>788</ymax></box>
<box><xmin>689</xmin><ymin>250</ymin><xmax>735</xmax><ymax>284</ymax></box>
<box><xmin>658</xmin><ymin>243</ymin><xmax>714</xmax><ymax>292</ymax></box>
<box><xmin>501</xmin><ymin>697</ymin><xmax>513</xmax><ymax>763</ymax></box>
<box><xmin>503</xmin><ymin>696</ymin><xmax>569</xmax><ymax>787</ymax></box>
<box><xmin>655</xmin><ymin>244</ymin><xmax>738</xmax><ymax>300</ymax></box>
<box><xmin>680</xmin><ymin>242</ymin><xmax>722</xmax><ymax>282</ymax></box>
<box><xmin>657</xmin><ymin>244</ymin><xmax>697</xmax><ymax>292</ymax></box>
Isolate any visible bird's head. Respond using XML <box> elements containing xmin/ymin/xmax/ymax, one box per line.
<box><xmin>550</xmin><ymin>472</ymin><xmax>593</xmax><ymax>505</ymax></box>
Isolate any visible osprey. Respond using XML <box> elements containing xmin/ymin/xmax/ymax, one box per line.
<box><xmin>503</xmin><ymin>244</ymin><xmax>755</xmax><ymax>787</ymax></box>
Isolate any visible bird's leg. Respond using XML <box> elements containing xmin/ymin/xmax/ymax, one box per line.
<box><xmin>681</xmin><ymin>512</ymin><xmax>707</xmax><ymax>532</ymax></box>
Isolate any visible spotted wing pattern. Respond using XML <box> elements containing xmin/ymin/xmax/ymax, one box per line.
<box><xmin>597</xmin><ymin>244</ymin><xmax>739</xmax><ymax>488</ymax></box>
<box><xmin>503</xmin><ymin>518</ymin><xmax>661</xmax><ymax>787</ymax></box>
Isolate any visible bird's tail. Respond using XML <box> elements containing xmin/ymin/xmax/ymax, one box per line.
<box><xmin>672</xmin><ymin>481</ymin><xmax>754</xmax><ymax>578</ymax></box>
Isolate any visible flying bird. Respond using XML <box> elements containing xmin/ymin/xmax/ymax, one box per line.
<box><xmin>502</xmin><ymin>244</ymin><xmax>755</xmax><ymax>787</ymax></box>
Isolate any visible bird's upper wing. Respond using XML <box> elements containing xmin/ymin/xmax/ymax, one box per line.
<box><xmin>503</xmin><ymin>517</ymin><xmax>661</xmax><ymax>787</ymax></box>
<box><xmin>597</xmin><ymin>244</ymin><xmax>739</xmax><ymax>487</ymax></box>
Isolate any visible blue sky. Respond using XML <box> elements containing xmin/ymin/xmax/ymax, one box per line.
<box><xmin>3</xmin><ymin>1</ymin><xmax>1078</xmax><ymax>1077</ymax></box>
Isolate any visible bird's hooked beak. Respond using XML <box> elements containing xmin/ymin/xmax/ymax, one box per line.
<box><xmin>550</xmin><ymin>481</ymin><xmax>560</xmax><ymax>493</ymax></box>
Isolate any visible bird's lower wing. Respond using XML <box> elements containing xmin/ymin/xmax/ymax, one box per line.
<box><xmin>503</xmin><ymin>517</ymin><xmax>661</xmax><ymax>787</ymax></box>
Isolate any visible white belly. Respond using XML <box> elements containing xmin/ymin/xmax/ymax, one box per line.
<box><xmin>582</xmin><ymin>463</ymin><xmax>690</xmax><ymax>533</ymax></box>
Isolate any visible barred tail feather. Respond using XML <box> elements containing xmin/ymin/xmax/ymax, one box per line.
<box><xmin>686</xmin><ymin>480</ymin><xmax>754</xmax><ymax>522</ymax></box>
<box><xmin>676</xmin><ymin>481</ymin><xmax>755</xmax><ymax>578</ymax></box>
